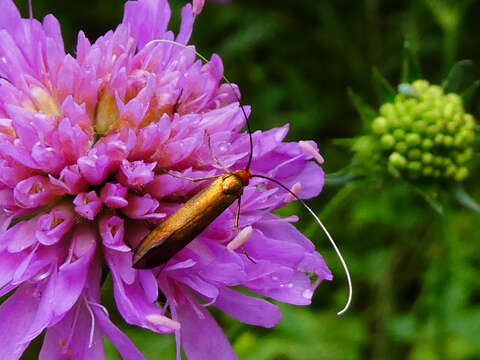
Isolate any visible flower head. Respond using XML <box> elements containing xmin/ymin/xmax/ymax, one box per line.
<box><xmin>0</xmin><ymin>0</ymin><xmax>330</xmax><ymax>359</ymax></box>
<box><xmin>371</xmin><ymin>80</ymin><xmax>476</xmax><ymax>181</ymax></box>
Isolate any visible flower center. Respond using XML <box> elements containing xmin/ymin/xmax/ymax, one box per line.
<box><xmin>28</xmin><ymin>86</ymin><xmax>60</xmax><ymax>116</ymax></box>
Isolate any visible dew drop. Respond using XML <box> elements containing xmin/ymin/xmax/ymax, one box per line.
<box><xmin>287</xmin><ymin>283</ymin><xmax>294</xmax><ymax>288</ymax></box>
<box><xmin>302</xmin><ymin>289</ymin><xmax>313</xmax><ymax>299</ymax></box>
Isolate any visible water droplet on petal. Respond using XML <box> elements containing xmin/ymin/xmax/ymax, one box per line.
<box><xmin>302</xmin><ymin>289</ymin><xmax>313</xmax><ymax>299</ymax></box>
<box><xmin>287</xmin><ymin>282</ymin><xmax>294</xmax><ymax>288</ymax></box>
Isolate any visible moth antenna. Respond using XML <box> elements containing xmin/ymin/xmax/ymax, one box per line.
<box><xmin>144</xmin><ymin>39</ymin><xmax>254</xmax><ymax>170</ymax></box>
<box><xmin>253</xmin><ymin>174</ymin><xmax>352</xmax><ymax>316</ymax></box>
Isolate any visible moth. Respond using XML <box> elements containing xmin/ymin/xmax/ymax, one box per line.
<box><xmin>131</xmin><ymin>40</ymin><xmax>352</xmax><ymax>315</ymax></box>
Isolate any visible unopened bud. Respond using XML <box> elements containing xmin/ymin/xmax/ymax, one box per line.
<box><xmin>372</xmin><ymin>117</ymin><xmax>388</xmax><ymax>134</ymax></box>
<box><xmin>406</xmin><ymin>133</ymin><xmax>421</xmax><ymax>146</ymax></box>
<box><xmin>407</xmin><ymin>161</ymin><xmax>421</xmax><ymax>172</ymax></box>
<box><xmin>395</xmin><ymin>142</ymin><xmax>408</xmax><ymax>153</ymax></box>
<box><xmin>445</xmin><ymin>165</ymin><xmax>457</xmax><ymax>177</ymax></box>
<box><xmin>408</xmin><ymin>149</ymin><xmax>421</xmax><ymax>160</ymax></box>
<box><xmin>454</xmin><ymin>167</ymin><xmax>469</xmax><ymax>182</ymax></box>
<box><xmin>443</xmin><ymin>135</ymin><xmax>453</xmax><ymax>147</ymax></box>
<box><xmin>412</xmin><ymin>79</ymin><xmax>430</xmax><ymax>93</ymax></box>
<box><xmin>393</xmin><ymin>129</ymin><xmax>406</xmax><ymax>140</ymax></box>
<box><xmin>434</xmin><ymin>134</ymin><xmax>444</xmax><ymax>145</ymax></box>
<box><xmin>379</xmin><ymin>103</ymin><xmax>396</xmax><ymax>118</ymax></box>
<box><xmin>422</xmin><ymin>139</ymin><xmax>434</xmax><ymax>150</ymax></box>
<box><xmin>380</xmin><ymin>134</ymin><xmax>395</xmax><ymax>149</ymax></box>
<box><xmin>422</xmin><ymin>152</ymin><xmax>433</xmax><ymax>164</ymax></box>
<box><xmin>423</xmin><ymin>166</ymin><xmax>434</xmax><ymax>176</ymax></box>
<box><xmin>389</xmin><ymin>152</ymin><xmax>407</xmax><ymax>168</ymax></box>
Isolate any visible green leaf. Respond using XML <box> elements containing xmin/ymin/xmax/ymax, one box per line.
<box><xmin>402</xmin><ymin>180</ymin><xmax>444</xmax><ymax>215</ymax></box>
<box><xmin>413</xmin><ymin>185</ymin><xmax>444</xmax><ymax>215</ymax></box>
<box><xmin>442</xmin><ymin>59</ymin><xmax>475</xmax><ymax>94</ymax></box>
<box><xmin>454</xmin><ymin>185</ymin><xmax>480</xmax><ymax>212</ymax></box>
<box><xmin>347</xmin><ymin>88</ymin><xmax>377</xmax><ymax>128</ymax></box>
<box><xmin>332</xmin><ymin>138</ymin><xmax>357</xmax><ymax>147</ymax></box>
<box><xmin>324</xmin><ymin>169</ymin><xmax>358</xmax><ymax>186</ymax></box>
<box><xmin>461</xmin><ymin>79</ymin><xmax>480</xmax><ymax>104</ymax></box>
<box><xmin>372</xmin><ymin>67</ymin><xmax>396</xmax><ymax>103</ymax></box>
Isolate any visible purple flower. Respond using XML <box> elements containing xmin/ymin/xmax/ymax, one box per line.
<box><xmin>0</xmin><ymin>0</ymin><xmax>332</xmax><ymax>359</ymax></box>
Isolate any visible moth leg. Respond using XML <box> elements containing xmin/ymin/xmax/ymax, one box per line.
<box><xmin>234</xmin><ymin>197</ymin><xmax>241</xmax><ymax>231</ymax></box>
<box><xmin>162</xmin><ymin>170</ymin><xmax>220</xmax><ymax>183</ymax></box>
<box><xmin>234</xmin><ymin>198</ymin><xmax>256</xmax><ymax>264</ymax></box>
<box><xmin>206</xmin><ymin>131</ymin><xmax>232</xmax><ymax>174</ymax></box>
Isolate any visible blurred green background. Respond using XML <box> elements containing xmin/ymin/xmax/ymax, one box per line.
<box><xmin>17</xmin><ymin>0</ymin><xmax>480</xmax><ymax>359</ymax></box>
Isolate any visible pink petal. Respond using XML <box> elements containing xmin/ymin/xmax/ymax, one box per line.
<box><xmin>214</xmin><ymin>287</ymin><xmax>281</xmax><ymax>328</ymax></box>
<box><xmin>39</xmin><ymin>301</ymin><xmax>104</xmax><ymax>360</ymax></box>
<box><xmin>0</xmin><ymin>285</ymin><xmax>41</xmax><ymax>359</ymax></box>
<box><xmin>193</xmin><ymin>0</ymin><xmax>206</xmax><ymax>14</ymax></box>
<box><xmin>92</xmin><ymin>304</ymin><xmax>147</xmax><ymax>360</ymax></box>
<box><xmin>177</xmin><ymin>297</ymin><xmax>238</xmax><ymax>360</ymax></box>
<box><xmin>73</xmin><ymin>191</ymin><xmax>102</xmax><ymax>220</ymax></box>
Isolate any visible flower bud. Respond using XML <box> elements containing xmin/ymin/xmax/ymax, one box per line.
<box><xmin>443</xmin><ymin>135</ymin><xmax>453</xmax><ymax>147</ymax></box>
<box><xmin>434</xmin><ymin>134</ymin><xmax>444</xmax><ymax>145</ymax></box>
<box><xmin>446</xmin><ymin>122</ymin><xmax>457</xmax><ymax>134</ymax></box>
<box><xmin>422</xmin><ymin>152</ymin><xmax>433</xmax><ymax>164</ymax></box>
<box><xmin>408</xmin><ymin>149</ymin><xmax>421</xmax><ymax>160</ymax></box>
<box><xmin>445</xmin><ymin>165</ymin><xmax>457</xmax><ymax>177</ymax></box>
<box><xmin>412</xmin><ymin>79</ymin><xmax>429</xmax><ymax>93</ymax></box>
<box><xmin>413</xmin><ymin>120</ymin><xmax>427</xmax><ymax>133</ymax></box>
<box><xmin>372</xmin><ymin>117</ymin><xmax>388</xmax><ymax>134</ymax></box>
<box><xmin>427</xmin><ymin>125</ymin><xmax>440</xmax><ymax>136</ymax></box>
<box><xmin>379</xmin><ymin>103</ymin><xmax>396</xmax><ymax>118</ymax></box>
<box><xmin>422</xmin><ymin>166</ymin><xmax>434</xmax><ymax>176</ymax></box>
<box><xmin>395</xmin><ymin>142</ymin><xmax>408</xmax><ymax>153</ymax></box>
<box><xmin>389</xmin><ymin>152</ymin><xmax>407</xmax><ymax>168</ymax></box>
<box><xmin>454</xmin><ymin>167</ymin><xmax>469</xmax><ymax>182</ymax></box>
<box><xmin>407</xmin><ymin>161</ymin><xmax>421</xmax><ymax>173</ymax></box>
<box><xmin>406</xmin><ymin>133</ymin><xmax>421</xmax><ymax>146</ymax></box>
<box><xmin>422</xmin><ymin>139</ymin><xmax>434</xmax><ymax>150</ymax></box>
<box><xmin>393</xmin><ymin>129</ymin><xmax>405</xmax><ymax>140</ymax></box>
<box><xmin>380</xmin><ymin>134</ymin><xmax>395</xmax><ymax>149</ymax></box>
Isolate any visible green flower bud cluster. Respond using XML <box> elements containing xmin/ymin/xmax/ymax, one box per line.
<box><xmin>371</xmin><ymin>80</ymin><xmax>476</xmax><ymax>182</ymax></box>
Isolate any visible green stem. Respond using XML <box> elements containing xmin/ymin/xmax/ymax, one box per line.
<box><xmin>9</xmin><ymin>198</ymin><xmax>70</xmax><ymax>228</ymax></box>
<box><xmin>434</xmin><ymin>219</ymin><xmax>451</xmax><ymax>360</ymax></box>
<box><xmin>303</xmin><ymin>181</ymin><xmax>359</xmax><ymax>239</ymax></box>
<box><xmin>371</xmin><ymin>245</ymin><xmax>397</xmax><ymax>360</ymax></box>
<box><xmin>443</xmin><ymin>28</ymin><xmax>458</xmax><ymax>73</ymax></box>
<box><xmin>319</xmin><ymin>181</ymin><xmax>359</xmax><ymax>220</ymax></box>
